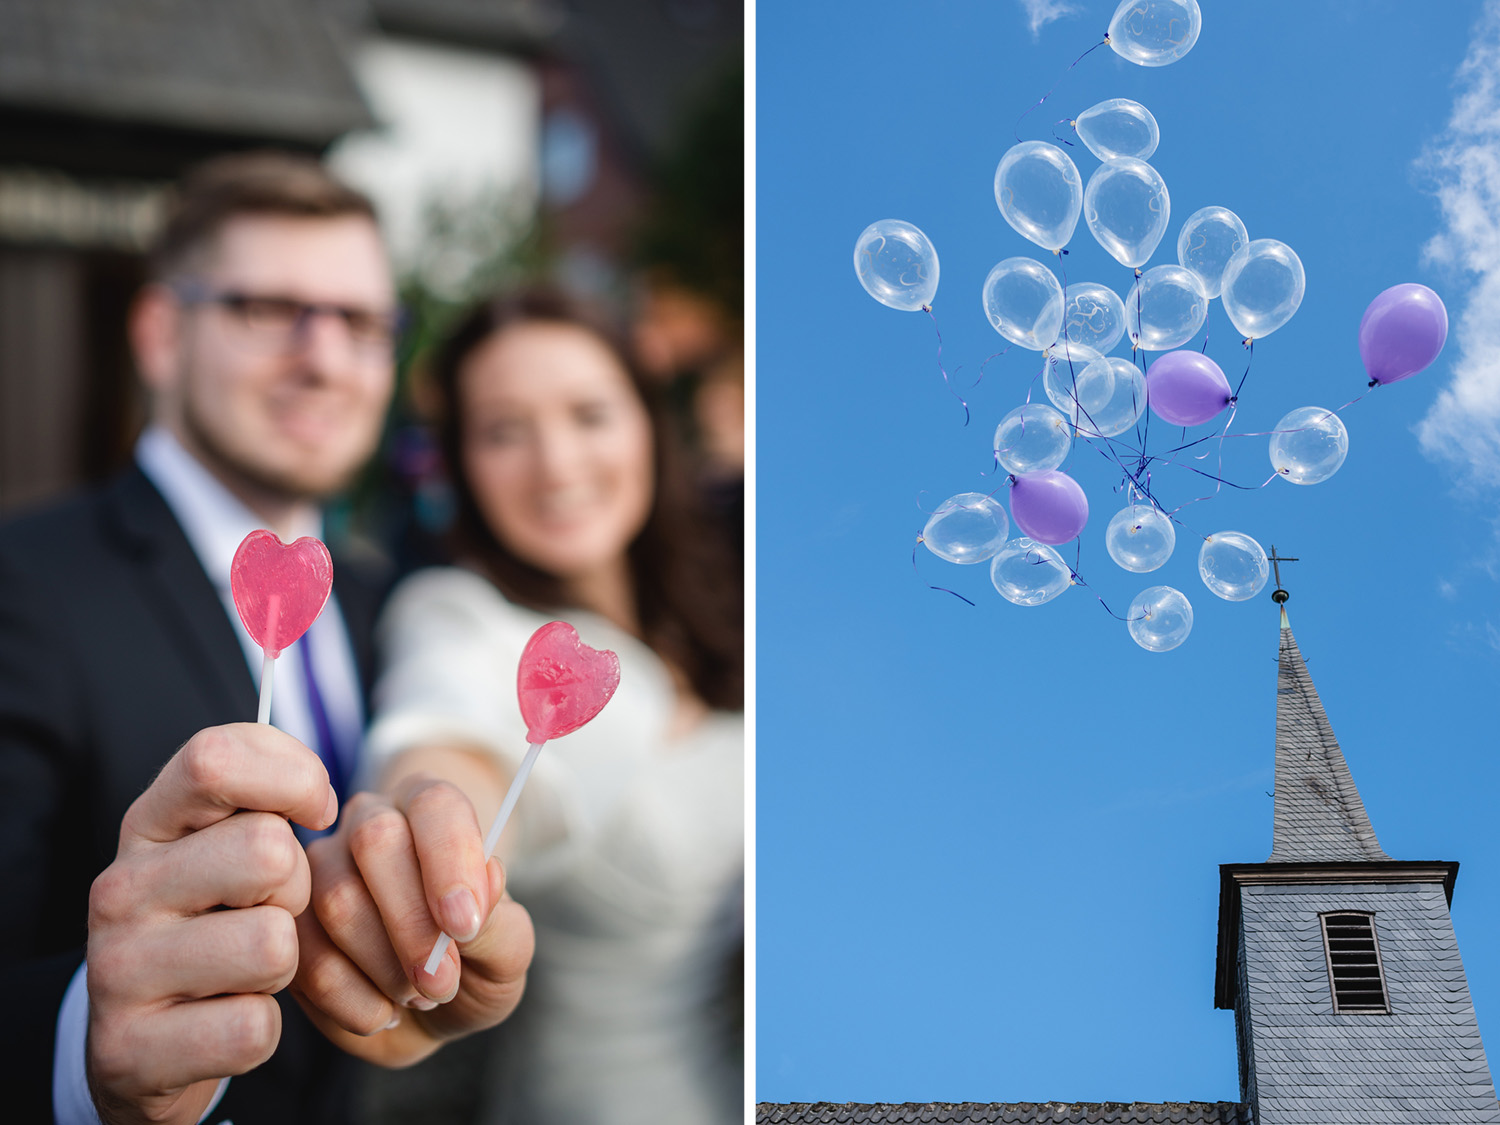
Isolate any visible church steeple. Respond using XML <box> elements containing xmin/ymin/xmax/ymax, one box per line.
<box><xmin>1213</xmin><ymin>595</ymin><xmax>1500</xmax><ymax>1123</ymax></box>
<box><xmin>1268</xmin><ymin>607</ymin><xmax>1389</xmax><ymax>863</ymax></box>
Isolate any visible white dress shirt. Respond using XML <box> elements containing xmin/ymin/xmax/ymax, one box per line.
<box><xmin>54</xmin><ymin>426</ymin><xmax>366</xmax><ymax>1125</ymax></box>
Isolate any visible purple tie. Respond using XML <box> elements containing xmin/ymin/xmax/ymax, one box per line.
<box><xmin>298</xmin><ymin>627</ymin><xmax>346</xmax><ymax>805</ymax></box>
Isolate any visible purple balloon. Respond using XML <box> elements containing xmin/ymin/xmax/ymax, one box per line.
<box><xmin>1146</xmin><ymin>350</ymin><xmax>1231</xmax><ymax>426</ymax></box>
<box><xmin>1359</xmin><ymin>283</ymin><xmax>1447</xmax><ymax>386</ymax></box>
<box><xmin>1010</xmin><ymin>470</ymin><xmax>1089</xmax><ymax>545</ymax></box>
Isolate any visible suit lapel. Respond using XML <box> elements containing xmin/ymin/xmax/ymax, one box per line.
<box><xmin>101</xmin><ymin>468</ymin><xmax>258</xmax><ymax>723</ymax></box>
<box><xmin>330</xmin><ymin>549</ymin><xmax>389</xmax><ymax>704</ymax></box>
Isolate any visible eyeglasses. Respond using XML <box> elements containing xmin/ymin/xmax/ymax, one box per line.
<box><xmin>170</xmin><ymin>280</ymin><xmax>404</xmax><ymax>353</ymax></box>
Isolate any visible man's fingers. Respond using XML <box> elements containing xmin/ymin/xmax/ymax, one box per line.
<box><xmin>92</xmin><ymin>811</ymin><xmax>311</xmax><ymax>921</ymax></box>
<box><xmin>88</xmin><ymin>993</ymin><xmax>283</xmax><ymax>1095</ymax></box>
<box><xmin>398</xmin><ymin>778</ymin><xmax>491</xmax><ymax>944</ymax></box>
<box><xmin>122</xmin><ymin>723</ymin><xmax>336</xmax><ymax>846</ymax></box>
<box><xmin>90</xmin><ymin>906</ymin><xmax>299</xmax><ymax>1005</ymax></box>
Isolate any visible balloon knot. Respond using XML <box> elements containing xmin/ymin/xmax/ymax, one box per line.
<box><xmin>1242</xmin><ymin>337</ymin><xmax>1253</xmax><ymax>348</ymax></box>
<box><xmin>1103</xmin><ymin>31</ymin><xmax>1111</xmax><ymax>43</ymax></box>
<box><xmin>921</xmin><ymin>304</ymin><xmax>931</xmax><ymax>313</ymax></box>
<box><xmin>1228</xmin><ymin>396</ymin><xmax>1238</xmax><ymax>406</ymax></box>
<box><xmin>1006</xmin><ymin>474</ymin><xmax>1017</xmax><ymax>487</ymax></box>
<box><xmin>1368</xmin><ymin>378</ymin><xmax>1379</xmax><ymax>388</ymax></box>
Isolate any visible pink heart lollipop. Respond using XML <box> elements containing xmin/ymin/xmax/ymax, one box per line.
<box><xmin>231</xmin><ymin>530</ymin><xmax>333</xmax><ymax>659</ymax></box>
<box><xmin>424</xmin><ymin>620</ymin><xmax>620</xmax><ymax>976</ymax></box>
<box><xmin>517</xmin><ymin>621</ymin><xmax>621</xmax><ymax>743</ymax></box>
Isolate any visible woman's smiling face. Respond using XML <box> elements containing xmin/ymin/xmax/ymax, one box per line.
<box><xmin>459</xmin><ymin>320</ymin><xmax>655</xmax><ymax>584</ymax></box>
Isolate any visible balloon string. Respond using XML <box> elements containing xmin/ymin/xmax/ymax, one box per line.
<box><xmin>1232</xmin><ymin>338</ymin><xmax>1255</xmax><ymax>399</ymax></box>
<box><xmin>1164</xmin><ymin>463</ymin><xmax>1281</xmax><ymax>518</ymax></box>
<box><xmin>978</xmin><ymin>346</ymin><xmax>1014</xmax><ymax>390</ymax></box>
<box><xmin>924</xmin><ymin>305</ymin><xmax>970</xmax><ymax>426</ymax></box>
<box><xmin>1051</xmin><ymin>118</ymin><xmax>1078</xmax><ymax>147</ymax></box>
<box><xmin>1014</xmin><ymin>36</ymin><xmax>1109</xmax><ymax>143</ymax></box>
<box><xmin>1332</xmin><ymin>387</ymin><xmax>1375</xmax><ymax>414</ymax></box>
<box><xmin>1065</xmin><ymin>545</ymin><xmax>1144</xmax><ymax>623</ymax></box>
<box><xmin>1200</xmin><ymin>302</ymin><xmax>1212</xmax><ymax>354</ymax></box>
<box><xmin>911</xmin><ymin>538</ymin><xmax>978</xmax><ymax>606</ymax></box>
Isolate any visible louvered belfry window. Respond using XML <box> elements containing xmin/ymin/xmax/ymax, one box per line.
<box><xmin>1320</xmin><ymin>912</ymin><xmax>1390</xmax><ymax>1013</ymax></box>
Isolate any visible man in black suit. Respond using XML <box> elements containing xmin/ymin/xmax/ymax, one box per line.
<box><xmin>0</xmin><ymin>153</ymin><xmax>532</xmax><ymax>1124</ymax></box>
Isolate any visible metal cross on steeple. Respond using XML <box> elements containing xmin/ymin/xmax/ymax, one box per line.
<box><xmin>1268</xmin><ymin>544</ymin><xmax>1299</xmax><ymax>605</ymax></box>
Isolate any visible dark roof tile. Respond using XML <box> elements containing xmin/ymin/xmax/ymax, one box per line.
<box><xmin>756</xmin><ymin>1104</ymin><xmax>1252</xmax><ymax>1125</ymax></box>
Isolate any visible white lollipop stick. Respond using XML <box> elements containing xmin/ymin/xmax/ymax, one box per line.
<box><xmin>422</xmin><ymin>739</ymin><xmax>545</xmax><ymax>976</ymax></box>
<box><xmin>255</xmin><ymin>594</ymin><xmax>280</xmax><ymax>725</ymax></box>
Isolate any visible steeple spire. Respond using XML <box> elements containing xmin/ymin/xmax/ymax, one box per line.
<box><xmin>1268</xmin><ymin>606</ymin><xmax>1388</xmax><ymax>863</ymax></box>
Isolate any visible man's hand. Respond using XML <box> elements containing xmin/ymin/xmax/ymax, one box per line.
<box><xmin>85</xmin><ymin>723</ymin><xmax>337</xmax><ymax>1125</ymax></box>
<box><xmin>291</xmin><ymin>775</ymin><xmax>534</xmax><ymax>1067</ymax></box>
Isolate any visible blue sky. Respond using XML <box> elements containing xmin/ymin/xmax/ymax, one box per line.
<box><xmin>757</xmin><ymin>0</ymin><xmax>1500</xmax><ymax>1105</ymax></box>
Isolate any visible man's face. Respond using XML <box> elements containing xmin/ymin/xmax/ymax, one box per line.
<box><xmin>149</xmin><ymin>214</ymin><xmax>397</xmax><ymax>503</ymax></box>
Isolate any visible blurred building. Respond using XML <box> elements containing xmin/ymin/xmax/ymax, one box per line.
<box><xmin>0</xmin><ymin>0</ymin><xmax>742</xmax><ymax>512</ymax></box>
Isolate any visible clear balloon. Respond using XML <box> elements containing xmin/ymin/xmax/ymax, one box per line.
<box><xmin>1126</xmin><ymin>265</ymin><xmax>1207</xmax><ymax>351</ymax></box>
<box><xmin>1044</xmin><ymin>352</ymin><xmax>1113</xmax><ymax>425</ymax></box>
<box><xmin>1084</xmin><ymin>158</ymin><xmax>1170</xmax><ymax>269</ymax></box>
<box><xmin>922</xmin><ymin>493</ymin><xmax>1009</xmax><ymax>564</ymax></box>
<box><xmin>994</xmin><ymin>402</ymin><xmax>1072</xmax><ymax>474</ymax></box>
<box><xmin>1146</xmin><ymin>350</ymin><xmax>1230</xmax><ymax>426</ymax></box>
<box><xmin>994</xmin><ymin>141</ymin><xmax>1084</xmax><ymax>253</ymax></box>
<box><xmin>1045</xmin><ymin>355</ymin><xmax>1146</xmax><ymax>438</ymax></box>
<box><xmin>853</xmin><ymin>219</ymin><xmax>940</xmax><ymax>311</ymax></box>
<box><xmin>990</xmin><ymin>537</ymin><xmax>1073</xmax><ymax>606</ymax></box>
<box><xmin>1269</xmin><ymin>406</ymin><xmax>1348</xmax><ymax>485</ymax></box>
<box><xmin>1359</xmin><ymin>283</ymin><xmax>1448</xmax><ymax>386</ymax></box>
<box><xmin>1074</xmin><ymin>357</ymin><xmax>1149</xmax><ymax>438</ymax></box>
<box><xmin>1198</xmin><ymin>531</ymin><xmax>1269</xmax><ymax>601</ymax></box>
<box><xmin>1055</xmin><ymin>281</ymin><xmax>1126</xmax><ymax>361</ymax></box>
<box><xmin>1074</xmin><ymin>98</ymin><xmax>1160</xmax><ymax>163</ymax></box>
<box><xmin>1127</xmin><ymin>585</ymin><xmax>1194</xmax><ymax>652</ymax></box>
<box><xmin>1009</xmin><ymin>470</ymin><xmax>1089</xmax><ymax>545</ymax></box>
<box><xmin>982</xmin><ymin>257</ymin><xmax>1066</xmax><ymax>350</ymax></box>
<box><xmin>1107</xmin><ymin>0</ymin><xmax>1202</xmax><ymax>67</ymax></box>
<box><xmin>1220</xmin><ymin>239</ymin><xmax>1304</xmax><ymax>340</ymax></box>
<box><xmin>1176</xmin><ymin>206</ymin><xmax>1247</xmax><ymax>301</ymax></box>
<box><xmin>1105</xmin><ymin>503</ymin><xmax>1176</xmax><ymax>572</ymax></box>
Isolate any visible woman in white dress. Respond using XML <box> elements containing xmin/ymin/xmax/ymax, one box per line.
<box><xmin>364</xmin><ymin>290</ymin><xmax>743</xmax><ymax>1124</ymax></box>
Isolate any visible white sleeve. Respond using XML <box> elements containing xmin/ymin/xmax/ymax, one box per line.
<box><xmin>53</xmin><ymin>961</ymin><xmax>230</xmax><ymax>1125</ymax></box>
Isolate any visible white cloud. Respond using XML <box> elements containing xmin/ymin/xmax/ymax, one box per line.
<box><xmin>1416</xmin><ymin>0</ymin><xmax>1500</xmax><ymax>489</ymax></box>
<box><xmin>1017</xmin><ymin>0</ymin><xmax>1081</xmax><ymax>39</ymax></box>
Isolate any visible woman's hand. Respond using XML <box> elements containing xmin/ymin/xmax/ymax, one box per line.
<box><xmin>289</xmin><ymin>774</ymin><xmax>534</xmax><ymax>1067</ymax></box>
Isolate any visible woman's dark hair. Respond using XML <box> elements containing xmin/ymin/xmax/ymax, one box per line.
<box><xmin>428</xmin><ymin>289</ymin><xmax>743</xmax><ymax>710</ymax></box>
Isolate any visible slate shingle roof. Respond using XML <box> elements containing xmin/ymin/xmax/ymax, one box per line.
<box><xmin>756</xmin><ymin>1104</ymin><xmax>1252</xmax><ymax>1124</ymax></box>
<box><xmin>1268</xmin><ymin>609</ymin><xmax>1388</xmax><ymax>863</ymax></box>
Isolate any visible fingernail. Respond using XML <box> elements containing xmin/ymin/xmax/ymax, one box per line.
<box><xmin>406</xmin><ymin>996</ymin><xmax>438</xmax><ymax>1011</ymax></box>
<box><xmin>440</xmin><ymin>888</ymin><xmax>481</xmax><ymax>942</ymax></box>
<box><xmin>321</xmin><ymin>786</ymin><xmax>338</xmax><ymax>829</ymax></box>
<box><xmin>383</xmin><ymin>1015</ymin><xmax>401</xmax><ymax>1030</ymax></box>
